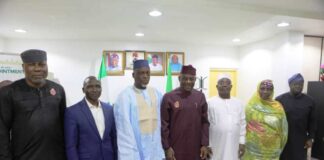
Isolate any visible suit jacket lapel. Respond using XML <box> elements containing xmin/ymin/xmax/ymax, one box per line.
<box><xmin>101</xmin><ymin>102</ymin><xmax>110</xmax><ymax>140</ymax></box>
<box><xmin>80</xmin><ymin>98</ymin><xmax>101</xmax><ymax>140</ymax></box>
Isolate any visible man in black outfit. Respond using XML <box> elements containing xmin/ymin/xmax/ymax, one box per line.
<box><xmin>0</xmin><ymin>49</ymin><xmax>66</xmax><ymax>160</ymax></box>
<box><xmin>276</xmin><ymin>73</ymin><xmax>316</xmax><ymax>160</ymax></box>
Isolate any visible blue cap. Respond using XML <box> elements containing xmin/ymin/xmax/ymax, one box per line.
<box><xmin>288</xmin><ymin>73</ymin><xmax>304</xmax><ymax>84</ymax></box>
<box><xmin>133</xmin><ymin>60</ymin><xmax>149</xmax><ymax>69</ymax></box>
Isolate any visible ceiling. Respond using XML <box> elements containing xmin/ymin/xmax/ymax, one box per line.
<box><xmin>0</xmin><ymin>0</ymin><xmax>323</xmax><ymax>45</ymax></box>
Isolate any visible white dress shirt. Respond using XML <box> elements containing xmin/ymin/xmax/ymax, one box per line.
<box><xmin>85</xmin><ymin>99</ymin><xmax>105</xmax><ymax>139</ymax></box>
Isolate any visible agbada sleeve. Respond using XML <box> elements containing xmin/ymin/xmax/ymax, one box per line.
<box><xmin>160</xmin><ymin>94</ymin><xmax>172</xmax><ymax>150</ymax></box>
<box><xmin>59</xmin><ymin>87</ymin><xmax>67</xmax><ymax>132</ymax></box>
<box><xmin>307</xmin><ymin>99</ymin><xmax>316</xmax><ymax>139</ymax></box>
<box><xmin>200</xmin><ymin>94</ymin><xmax>209</xmax><ymax>146</ymax></box>
<box><xmin>239</xmin><ymin>101</ymin><xmax>246</xmax><ymax>144</ymax></box>
<box><xmin>0</xmin><ymin>87</ymin><xmax>13</xmax><ymax>160</ymax></box>
<box><xmin>114</xmin><ymin>92</ymin><xmax>141</xmax><ymax>160</ymax></box>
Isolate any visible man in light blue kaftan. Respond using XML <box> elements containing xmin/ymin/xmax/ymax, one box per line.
<box><xmin>114</xmin><ymin>60</ymin><xmax>165</xmax><ymax>160</ymax></box>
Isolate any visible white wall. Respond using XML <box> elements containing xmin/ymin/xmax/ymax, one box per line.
<box><xmin>238</xmin><ymin>31</ymin><xmax>304</xmax><ymax>103</ymax></box>
<box><xmin>4</xmin><ymin>39</ymin><xmax>238</xmax><ymax>106</ymax></box>
<box><xmin>186</xmin><ymin>45</ymin><xmax>239</xmax><ymax>97</ymax></box>
<box><xmin>0</xmin><ymin>37</ymin><xmax>4</xmax><ymax>52</ymax></box>
<box><xmin>5</xmin><ymin>32</ymin><xmax>317</xmax><ymax>106</ymax></box>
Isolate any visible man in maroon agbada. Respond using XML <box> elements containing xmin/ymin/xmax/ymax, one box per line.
<box><xmin>161</xmin><ymin>65</ymin><xmax>209</xmax><ymax>160</ymax></box>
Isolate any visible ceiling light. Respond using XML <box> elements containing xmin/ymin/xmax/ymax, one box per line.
<box><xmin>14</xmin><ymin>29</ymin><xmax>26</xmax><ymax>33</ymax></box>
<box><xmin>135</xmin><ymin>33</ymin><xmax>144</xmax><ymax>37</ymax></box>
<box><xmin>149</xmin><ymin>10</ymin><xmax>162</xmax><ymax>17</ymax></box>
<box><xmin>232</xmin><ymin>38</ymin><xmax>240</xmax><ymax>42</ymax></box>
<box><xmin>277</xmin><ymin>22</ymin><xmax>290</xmax><ymax>27</ymax></box>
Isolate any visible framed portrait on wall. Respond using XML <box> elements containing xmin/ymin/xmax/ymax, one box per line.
<box><xmin>103</xmin><ymin>50</ymin><xmax>125</xmax><ymax>75</ymax></box>
<box><xmin>125</xmin><ymin>50</ymin><xmax>145</xmax><ymax>70</ymax></box>
<box><xmin>145</xmin><ymin>52</ymin><xmax>165</xmax><ymax>76</ymax></box>
<box><xmin>166</xmin><ymin>52</ymin><xmax>185</xmax><ymax>75</ymax></box>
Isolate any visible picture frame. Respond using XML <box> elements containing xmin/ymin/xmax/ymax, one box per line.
<box><xmin>166</xmin><ymin>52</ymin><xmax>185</xmax><ymax>75</ymax></box>
<box><xmin>145</xmin><ymin>52</ymin><xmax>165</xmax><ymax>76</ymax></box>
<box><xmin>125</xmin><ymin>50</ymin><xmax>145</xmax><ymax>70</ymax></box>
<box><xmin>103</xmin><ymin>50</ymin><xmax>125</xmax><ymax>76</ymax></box>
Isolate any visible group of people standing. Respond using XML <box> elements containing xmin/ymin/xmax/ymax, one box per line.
<box><xmin>0</xmin><ymin>49</ymin><xmax>317</xmax><ymax>160</ymax></box>
<box><xmin>211</xmin><ymin>74</ymin><xmax>316</xmax><ymax>160</ymax></box>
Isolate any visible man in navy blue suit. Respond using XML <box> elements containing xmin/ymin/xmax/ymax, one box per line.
<box><xmin>64</xmin><ymin>76</ymin><xmax>117</xmax><ymax>160</ymax></box>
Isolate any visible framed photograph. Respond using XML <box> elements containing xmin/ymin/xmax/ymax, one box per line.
<box><xmin>125</xmin><ymin>51</ymin><xmax>145</xmax><ymax>70</ymax></box>
<box><xmin>166</xmin><ymin>52</ymin><xmax>185</xmax><ymax>75</ymax></box>
<box><xmin>103</xmin><ymin>50</ymin><xmax>125</xmax><ymax>76</ymax></box>
<box><xmin>145</xmin><ymin>52</ymin><xmax>165</xmax><ymax>76</ymax></box>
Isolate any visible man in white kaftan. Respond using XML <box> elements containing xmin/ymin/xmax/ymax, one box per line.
<box><xmin>114</xmin><ymin>60</ymin><xmax>164</xmax><ymax>160</ymax></box>
<box><xmin>208</xmin><ymin>76</ymin><xmax>246</xmax><ymax>160</ymax></box>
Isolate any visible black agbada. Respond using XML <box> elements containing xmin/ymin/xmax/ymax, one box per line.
<box><xmin>0</xmin><ymin>79</ymin><xmax>66</xmax><ymax>160</ymax></box>
<box><xmin>276</xmin><ymin>92</ymin><xmax>316</xmax><ymax>160</ymax></box>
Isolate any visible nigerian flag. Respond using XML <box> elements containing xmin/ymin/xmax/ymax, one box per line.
<box><xmin>98</xmin><ymin>54</ymin><xmax>107</xmax><ymax>80</ymax></box>
<box><xmin>166</xmin><ymin>61</ymin><xmax>173</xmax><ymax>92</ymax></box>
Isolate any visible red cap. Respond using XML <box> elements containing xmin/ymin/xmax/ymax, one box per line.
<box><xmin>180</xmin><ymin>65</ymin><xmax>196</xmax><ymax>75</ymax></box>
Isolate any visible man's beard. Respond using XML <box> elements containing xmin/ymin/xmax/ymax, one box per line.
<box><xmin>141</xmin><ymin>84</ymin><xmax>147</xmax><ymax>88</ymax></box>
